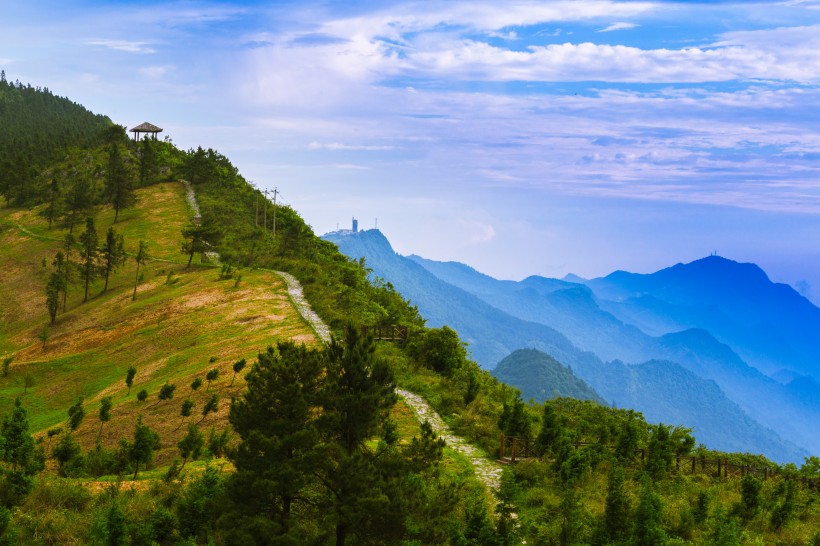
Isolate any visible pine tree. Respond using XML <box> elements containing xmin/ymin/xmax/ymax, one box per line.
<box><xmin>602</xmin><ymin>464</ymin><xmax>631</xmax><ymax>544</ymax></box>
<box><xmin>320</xmin><ymin>326</ymin><xmax>397</xmax><ymax>546</ymax></box>
<box><xmin>138</xmin><ymin>135</ymin><xmax>159</xmax><ymax>186</ymax></box>
<box><xmin>536</xmin><ymin>402</ymin><xmax>562</xmax><ymax>455</ymax></box>
<box><xmin>633</xmin><ymin>475</ymin><xmax>667</xmax><ymax>546</ymax></box>
<box><xmin>0</xmin><ymin>398</ymin><xmax>36</xmax><ymax>473</ymax></box>
<box><xmin>124</xmin><ymin>415</ymin><xmax>160</xmax><ymax>479</ymax></box>
<box><xmin>181</xmin><ymin>222</ymin><xmax>222</xmax><ymax>267</ymax></box>
<box><xmin>178</xmin><ymin>398</ymin><xmax>194</xmax><ymax>429</ymax></box>
<box><xmin>230</xmin><ymin>358</ymin><xmax>246</xmax><ymax>386</ymax></box>
<box><xmin>40</xmin><ymin>176</ymin><xmax>63</xmax><ymax>229</ymax></box>
<box><xmin>125</xmin><ymin>366</ymin><xmax>136</xmax><ymax>395</ymax></box>
<box><xmin>97</xmin><ymin>396</ymin><xmax>113</xmax><ymax>441</ymax></box>
<box><xmin>67</xmin><ymin>397</ymin><xmax>85</xmax><ymax>431</ymax></box>
<box><xmin>228</xmin><ymin>342</ymin><xmax>326</xmax><ymax>536</ymax></box>
<box><xmin>100</xmin><ymin>226</ymin><xmax>126</xmax><ymax>292</ymax></box>
<box><xmin>61</xmin><ymin>234</ymin><xmax>76</xmax><ymax>311</ymax></box>
<box><xmin>132</xmin><ymin>240</ymin><xmax>148</xmax><ymax>300</ymax></box>
<box><xmin>498</xmin><ymin>392</ymin><xmax>531</xmax><ymax>438</ymax></box>
<box><xmin>45</xmin><ymin>272</ymin><xmax>61</xmax><ymax>324</ymax></box>
<box><xmin>104</xmin><ymin>125</ymin><xmax>135</xmax><ymax>222</ymax></box>
<box><xmin>177</xmin><ymin>424</ymin><xmax>204</xmax><ymax>470</ymax></box>
<box><xmin>645</xmin><ymin>423</ymin><xmax>673</xmax><ymax>480</ymax></box>
<box><xmin>78</xmin><ymin>217</ymin><xmax>99</xmax><ymax>302</ymax></box>
<box><xmin>51</xmin><ymin>251</ymin><xmax>69</xmax><ymax>314</ymax></box>
<box><xmin>199</xmin><ymin>395</ymin><xmax>219</xmax><ymax>423</ymax></box>
<box><xmin>63</xmin><ymin>173</ymin><xmax>93</xmax><ymax>234</ymax></box>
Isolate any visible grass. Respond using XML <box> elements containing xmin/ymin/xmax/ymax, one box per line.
<box><xmin>0</xmin><ymin>181</ymin><xmax>320</xmax><ymax>465</ymax></box>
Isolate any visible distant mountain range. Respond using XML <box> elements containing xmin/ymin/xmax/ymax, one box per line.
<box><xmin>323</xmin><ymin>229</ymin><xmax>818</xmax><ymax>462</ymax></box>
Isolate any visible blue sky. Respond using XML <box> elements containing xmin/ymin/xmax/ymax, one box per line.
<box><xmin>3</xmin><ymin>0</ymin><xmax>820</xmax><ymax>302</ymax></box>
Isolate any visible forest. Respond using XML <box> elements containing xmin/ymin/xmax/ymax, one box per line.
<box><xmin>1</xmin><ymin>78</ymin><xmax>820</xmax><ymax>545</ymax></box>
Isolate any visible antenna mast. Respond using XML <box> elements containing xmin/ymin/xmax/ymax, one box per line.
<box><xmin>263</xmin><ymin>189</ymin><xmax>268</xmax><ymax>230</ymax></box>
<box><xmin>272</xmin><ymin>188</ymin><xmax>278</xmax><ymax>238</ymax></box>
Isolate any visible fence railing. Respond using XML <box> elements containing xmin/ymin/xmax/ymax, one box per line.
<box><xmin>498</xmin><ymin>435</ymin><xmax>820</xmax><ymax>490</ymax></box>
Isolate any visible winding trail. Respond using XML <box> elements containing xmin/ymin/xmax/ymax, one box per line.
<box><xmin>273</xmin><ymin>260</ymin><xmax>503</xmax><ymax>491</ymax></box>
<box><xmin>183</xmin><ymin>181</ymin><xmax>503</xmax><ymax>492</ymax></box>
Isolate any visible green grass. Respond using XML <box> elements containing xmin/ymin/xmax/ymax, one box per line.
<box><xmin>0</xmin><ymin>181</ymin><xmax>319</xmax><ymax>466</ymax></box>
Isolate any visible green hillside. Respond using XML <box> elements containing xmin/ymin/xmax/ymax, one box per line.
<box><xmin>494</xmin><ymin>348</ymin><xmax>605</xmax><ymax>404</ymax></box>
<box><xmin>1</xmin><ymin>81</ymin><xmax>820</xmax><ymax>545</ymax></box>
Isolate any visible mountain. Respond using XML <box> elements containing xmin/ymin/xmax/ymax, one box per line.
<box><xmin>493</xmin><ymin>349</ymin><xmax>605</xmax><ymax>405</ymax></box>
<box><xmin>586</xmin><ymin>256</ymin><xmax>820</xmax><ymax>382</ymax></box>
<box><xmin>408</xmin><ymin>253</ymin><xmax>820</xmax><ymax>457</ymax></box>
<box><xmin>323</xmin><ymin>229</ymin><xmax>807</xmax><ymax>462</ymax></box>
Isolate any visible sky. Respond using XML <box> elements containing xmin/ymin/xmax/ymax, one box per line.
<box><xmin>3</xmin><ymin>0</ymin><xmax>820</xmax><ymax>303</ymax></box>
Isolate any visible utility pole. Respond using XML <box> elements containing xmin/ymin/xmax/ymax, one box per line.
<box><xmin>271</xmin><ymin>188</ymin><xmax>278</xmax><ymax>238</ymax></box>
<box><xmin>263</xmin><ymin>189</ymin><xmax>268</xmax><ymax>230</ymax></box>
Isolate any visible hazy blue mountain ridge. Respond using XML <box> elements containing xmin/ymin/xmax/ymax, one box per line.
<box><xmin>408</xmin><ymin>252</ymin><xmax>820</xmax><ymax>455</ymax></box>
<box><xmin>323</xmin><ymin>229</ymin><xmax>807</xmax><ymax>462</ymax></box>
<box><xmin>586</xmin><ymin>256</ymin><xmax>820</xmax><ymax>381</ymax></box>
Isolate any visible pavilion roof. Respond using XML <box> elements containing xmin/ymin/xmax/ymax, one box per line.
<box><xmin>130</xmin><ymin>122</ymin><xmax>163</xmax><ymax>133</ymax></box>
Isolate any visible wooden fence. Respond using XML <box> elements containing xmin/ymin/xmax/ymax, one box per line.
<box><xmin>361</xmin><ymin>325</ymin><xmax>408</xmax><ymax>342</ymax></box>
<box><xmin>499</xmin><ymin>435</ymin><xmax>820</xmax><ymax>490</ymax></box>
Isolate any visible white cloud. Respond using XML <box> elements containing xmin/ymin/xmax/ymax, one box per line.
<box><xmin>458</xmin><ymin>219</ymin><xmax>497</xmax><ymax>245</ymax></box>
<box><xmin>138</xmin><ymin>65</ymin><xmax>174</xmax><ymax>79</ymax></box>
<box><xmin>308</xmin><ymin>141</ymin><xmax>396</xmax><ymax>151</ymax></box>
<box><xmin>599</xmin><ymin>22</ymin><xmax>638</xmax><ymax>32</ymax></box>
<box><xmin>87</xmin><ymin>39</ymin><xmax>156</xmax><ymax>54</ymax></box>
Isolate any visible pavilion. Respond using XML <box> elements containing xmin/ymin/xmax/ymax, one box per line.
<box><xmin>130</xmin><ymin>122</ymin><xmax>163</xmax><ymax>141</ymax></box>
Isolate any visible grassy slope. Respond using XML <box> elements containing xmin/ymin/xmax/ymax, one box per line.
<box><xmin>0</xmin><ymin>181</ymin><xmax>317</xmax><ymax>464</ymax></box>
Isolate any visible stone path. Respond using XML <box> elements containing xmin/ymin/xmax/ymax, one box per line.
<box><xmin>273</xmin><ymin>270</ymin><xmax>333</xmax><ymax>344</ymax></box>
<box><xmin>276</xmin><ymin>272</ymin><xmax>503</xmax><ymax>491</ymax></box>
<box><xmin>396</xmin><ymin>388</ymin><xmax>503</xmax><ymax>491</ymax></box>
<box><xmin>183</xmin><ymin>180</ymin><xmax>502</xmax><ymax>492</ymax></box>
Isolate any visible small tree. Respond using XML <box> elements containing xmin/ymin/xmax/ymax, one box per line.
<box><xmin>60</xmin><ymin>234</ymin><xmax>76</xmax><ymax>311</ymax></box>
<box><xmin>78</xmin><ymin>217</ymin><xmax>99</xmax><ymax>302</ymax></box>
<box><xmin>181</xmin><ymin>223</ymin><xmax>222</xmax><ymax>267</ymax></box>
<box><xmin>230</xmin><ymin>358</ymin><xmax>246</xmax><ymax>386</ymax></box>
<box><xmin>67</xmin><ymin>397</ymin><xmax>85</xmax><ymax>431</ymax></box>
<box><xmin>199</xmin><ymin>395</ymin><xmax>219</xmax><ymax>423</ymax></box>
<box><xmin>123</xmin><ymin>416</ymin><xmax>160</xmax><ymax>479</ymax></box>
<box><xmin>0</xmin><ymin>398</ymin><xmax>36</xmax><ymax>473</ymax></box>
<box><xmin>190</xmin><ymin>377</ymin><xmax>203</xmax><ymax>393</ymax></box>
<box><xmin>177</xmin><ymin>424</ymin><xmax>204</xmax><ymax>469</ymax></box>
<box><xmin>125</xmin><ymin>366</ymin><xmax>137</xmax><ymax>395</ymax></box>
<box><xmin>178</xmin><ymin>398</ymin><xmax>195</xmax><ymax>429</ymax></box>
<box><xmin>2</xmin><ymin>356</ymin><xmax>12</xmax><ymax>377</ymax></box>
<box><xmin>205</xmin><ymin>368</ymin><xmax>220</xmax><ymax>390</ymax></box>
<box><xmin>132</xmin><ymin>241</ymin><xmax>148</xmax><ymax>300</ymax></box>
<box><xmin>602</xmin><ymin>464</ymin><xmax>631</xmax><ymax>544</ymax></box>
<box><xmin>53</xmin><ymin>433</ymin><xmax>84</xmax><ymax>477</ymax></box>
<box><xmin>97</xmin><ymin>396</ymin><xmax>113</xmax><ymax>441</ymax></box>
<box><xmin>136</xmin><ymin>389</ymin><xmax>148</xmax><ymax>403</ymax></box>
<box><xmin>737</xmin><ymin>474</ymin><xmax>762</xmax><ymax>522</ymax></box>
<box><xmin>498</xmin><ymin>392</ymin><xmax>531</xmax><ymax>438</ymax></box>
<box><xmin>207</xmin><ymin>427</ymin><xmax>230</xmax><ymax>459</ymax></box>
<box><xmin>154</xmin><ymin>382</ymin><xmax>177</xmax><ymax>407</ymax></box>
<box><xmin>535</xmin><ymin>402</ymin><xmax>563</xmax><ymax>456</ymax></box>
<box><xmin>634</xmin><ymin>475</ymin><xmax>667</xmax><ymax>546</ymax></box>
<box><xmin>46</xmin><ymin>272</ymin><xmax>61</xmax><ymax>324</ymax></box>
<box><xmin>100</xmin><ymin>226</ymin><xmax>126</xmax><ymax>293</ymax></box>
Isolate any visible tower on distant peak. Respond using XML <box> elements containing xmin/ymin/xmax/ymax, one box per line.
<box><xmin>352</xmin><ymin>217</ymin><xmax>358</xmax><ymax>233</ymax></box>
